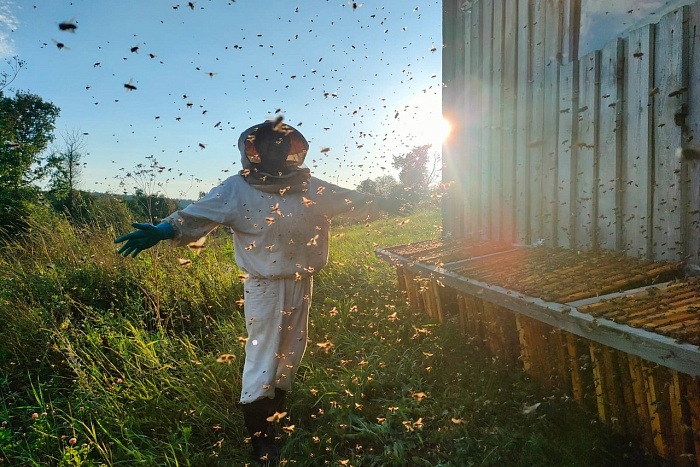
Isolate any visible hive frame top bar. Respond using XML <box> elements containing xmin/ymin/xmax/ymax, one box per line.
<box><xmin>376</xmin><ymin>246</ymin><xmax>700</xmax><ymax>377</ymax></box>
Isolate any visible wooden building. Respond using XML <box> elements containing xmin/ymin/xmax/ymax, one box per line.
<box><xmin>441</xmin><ymin>0</ymin><xmax>700</xmax><ymax>263</ymax></box>
<box><xmin>377</xmin><ymin>1</ymin><xmax>700</xmax><ymax>464</ymax></box>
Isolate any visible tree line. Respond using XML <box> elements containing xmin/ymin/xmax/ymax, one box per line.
<box><xmin>0</xmin><ymin>57</ymin><xmax>181</xmax><ymax>236</ymax></box>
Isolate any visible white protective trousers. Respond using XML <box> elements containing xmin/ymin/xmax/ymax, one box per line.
<box><xmin>240</xmin><ymin>275</ymin><xmax>312</xmax><ymax>403</ymax></box>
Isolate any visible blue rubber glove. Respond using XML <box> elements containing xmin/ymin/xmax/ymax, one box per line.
<box><xmin>114</xmin><ymin>222</ymin><xmax>175</xmax><ymax>258</ymax></box>
<box><xmin>376</xmin><ymin>196</ymin><xmax>413</xmax><ymax>217</ymax></box>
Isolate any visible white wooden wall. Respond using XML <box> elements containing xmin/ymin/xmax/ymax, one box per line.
<box><xmin>443</xmin><ymin>0</ymin><xmax>700</xmax><ymax>265</ymax></box>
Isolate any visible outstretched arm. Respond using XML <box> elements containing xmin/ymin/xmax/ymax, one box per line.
<box><xmin>114</xmin><ymin>222</ymin><xmax>175</xmax><ymax>258</ymax></box>
<box><xmin>375</xmin><ymin>195</ymin><xmax>413</xmax><ymax>217</ymax></box>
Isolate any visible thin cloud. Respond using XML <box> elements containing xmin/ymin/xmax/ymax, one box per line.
<box><xmin>0</xmin><ymin>1</ymin><xmax>18</xmax><ymax>58</ymax></box>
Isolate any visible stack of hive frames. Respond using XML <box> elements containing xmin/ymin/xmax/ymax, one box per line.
<box><xmin>385</xmin><ymin>239</ymin><xmax>515</xmax><ymax>321</ymax></box>
<box><xmin>447</xmin><ymin>247</ymin><xmax>685</xmax><ymax>303</ymax></box>
<box><xmin>384</xmin><ymin>237</ymin><xmax>515</xmax><ymax>265</ymax></box>
<box><xmin>576</xmin><ymin>278</ymin><xmax>700</xmax><ymax>346</ymax></box>
<box><xmin>572</xmin><ymin>279</ymin><xmax>700</xmax><ymax>462</ymax></box>
<box><xmin>377</xmin><ymin>240</ymin><xmax>699</xmax><ymax>465</ymax></box>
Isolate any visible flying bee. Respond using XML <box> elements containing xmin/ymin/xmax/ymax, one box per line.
<box><xmin>348</xmin><ymin>1</ymin><xmax>363</xmax><ymax>10</ymax></box>
<box><xmin>51</xmin><ymin>39</ymin><xmax>69</xmax><ymax>50</ymax></box>
<box><xmin>130</xmin><ymin>43</ymin><xmax>140</xmax><ymax>53</ymax></box>
<box><xmin>58</xmin><ymin>17</ymin><xmax>77</xmax><ymax>32</ymax></box>
<box><xmin>205</xmin><ymin>71</ymin><xmax>217</xmax><ymax>78</ymax></box>
<box><xmin>124</xmin><ymin>78</ymin><xmax>137</xmax><ymax>91</ymax></box>
<box><xmin>188</xmin><ymin>1</ymin><xmax>196</xmax><ymax>9</ymax></box>
<box><xmin>216</xmin><ymin>354</ymin><xmax>236</xmax><ymax>365</ymax></box>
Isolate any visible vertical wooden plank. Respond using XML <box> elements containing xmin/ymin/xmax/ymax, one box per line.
<box><xmin>597</xmin><ymin>38</ymin><xmax>624</xmax><ymax>251</ymax></box>
<box><xmin>589</xmin><ymin>343</ymin><xmax>609</xmax><ymax>423</ymax></box>
<box><xmin>515</xmin><ymin>0</ymin><xmax>533</xmax><ymax>245</ymax></box>
<box><xmin>601</xmin><ymin>347</ymin><xmax>625</xmax><ymax>431</ymax></box>
<box><xmin>457</xmin><ymin>294</ymin><xmax>468</xmax><ymax>335</ymax></box>
<box><xmin>685</xmin><ymin>376</ymin><xmax>700</xmax><ymax>467</ymax></box>
<box><xmin>516</xmin><ymin>315</ymin><xmax>533</xmax><ymax>372</ymax></box>
<box><xmin>491</xmin><ymin>0</ymin><xmax>504</xmax><ymax>241</ymax></box>
<box><xmin>575</xmin><ymin>51</ymin><xmax>600</xmax><ymax>250</ymax></box>
<box><xmin>565</xmin><ymin>333</ymin><xmax>584</xmax><ymax>403</ymax></box>
<box><xmin>687</xmin><ymin>4</ymin><xmax>700</xmax><ymax>266</ymax></box>
<box><xmin>623</xmin><ymin>25</ymin><xmax>655</xmax><ymax>259</ymax></box>
<box><xmin>480</xmin><ymin>0</ymin><xmax>494</xmax><ymax>239</ymax></box>
<box><xmin>567</xmin><ymin>0</ymin><xmax>581</xmax><ymax>63</ymax></box>
<box><xmin>643</xmin><ymin>363</ymin><xmax>668</xmax><ymax>459</ymax></box>
<box><xmin>628</xmin><ymin>355</ymin><xmax>655</xmax><ymax>450</ymax></box>
<box><xmin>396</xmin><ymin>266</ymin><xmax>407</xmax><ymax>295</ymax></box>
<box><xmin>653</xmin><ymin>6</ymin><xmax>690</xmax><ymax>262</ymax></box>
<box><xmin>403</xmin><ymin>269</ymin><xmax>419</xmax><ymax>308</ymax></box>
<box><xmin>441</xmin><ymin>2</ymin><xmax>466</xmax><ymax>236</ymax></box>
<box><xmin>419</xmin><ymin>279</ymin><xmax>430</xmax><ymax>315</ymax></box>
<box><xmin>551</xmin><ymin>330</ymin><xmax>571</xmax><ymax>392</ymax></box>
<box><xmin>669</xmin><ymin>371</ymin><xmax>694</xmax><ymax>466</ymax></box>
<box><xmin>430</xmin><ymin>280</ymin><xmax>444</xmax><ymax>323</ymax></box>
<box><xmin>466</xmin><ymin>295</ymin><xmax>486</xmax><ymax>345</ymax></box>
<box><xmin>529</xmin><ymin>0</ymin><xmax>546</xmax><ymax>243</ymax></box>
<box><xmin>501</xmin><ymin>0</ymin><xmax>518</xmax><ymax>244</ymax></box>
<box><xmin>616</xmin><ymin>353</ymin><xmax>638</xmax><ymax>436</ymax></box>
<box><xmin>469</xmin><ymin>1</ymin><xmax>484</xmax><ymax>238</ymax></box>
<box><xmin>541</xmin><ymin>0</ymin><xmax>562</xmax><ymax>246</ymax></box>
<box><xmin>460</xmin><ymin>4</ymin><xmax>474</xmax><ymax>239</ymax></box>
<box><xmin>441</xmin><ymin>0</ymin><xmax>458</xmax><ymax>236</ymax></box>
<box><xmin>557</xmin><ymin>60</ymin><xmax>578</xmax><ymax>248</ymax></box>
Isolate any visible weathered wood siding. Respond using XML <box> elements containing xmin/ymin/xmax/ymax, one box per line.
<box><xmin>442</xmin><ymin>0</ymin><xmax>700</xmax><ymax>265</ymax></box>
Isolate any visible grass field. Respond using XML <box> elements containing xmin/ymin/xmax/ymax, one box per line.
<box><xmin>0</xmin><ymin>206</ymin><xmax>666</xmax><ymax>466</ymax></box>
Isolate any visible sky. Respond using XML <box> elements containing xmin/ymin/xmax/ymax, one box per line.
<box><xmin>579</xmin><ymin>0</ymin><xmax>688</xmax><ymax>55</ymax></box>
<box><xmin>0</xmin><ymin>0</ymin><xmax>444</xmax><ymax>199</ymax></box>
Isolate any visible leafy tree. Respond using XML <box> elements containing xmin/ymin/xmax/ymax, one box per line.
<box><xmin>391</xmin><ymin>144</ymin><xmax>441</xmax><ymax>202</ymax></box>
<box><xmin>392</xmin><ymin>144</ymin><xmax>434</xmax><ymax>187</ymax></box>
<box><xmin>0</xmin><ymin>91</ymin><xmax>60</xmax><ymax>195</ymax></box>
<box><xmin>0</xmin><ymin>91</ymin><xmax>60</xmax><ymax>232</ymax></box>
<box><xmin>356</xmin><ymin>174</ymin><xmax>399</xmax><ymax>196</ymax></box>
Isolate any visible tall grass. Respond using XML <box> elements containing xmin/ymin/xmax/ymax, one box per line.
<box><xmin>0</xmin><ymin>206</ymin><xmax>665</xmax><ymax>466</ymax></box>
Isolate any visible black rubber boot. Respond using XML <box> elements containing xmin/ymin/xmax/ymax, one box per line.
<box><xmin>241</xmin><ymin>397</ymin><xmax>281</xmax><ymax>466</ymax></box>
<box><xmin>273</xmin><ymin>388</ymin><xmax>287</xmax><ymax>414</ymax></box>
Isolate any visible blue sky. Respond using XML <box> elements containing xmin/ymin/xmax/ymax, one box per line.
<box><xmin>1</xmin><ymin>0</ymin><xmax>443</xmax><ymax>198</ymax></box>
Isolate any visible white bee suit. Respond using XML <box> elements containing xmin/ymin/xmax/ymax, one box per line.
<box><xmin>163</xmin><ymin>174</ymin><xmax>379</xmax><ymax>402</ymax></box>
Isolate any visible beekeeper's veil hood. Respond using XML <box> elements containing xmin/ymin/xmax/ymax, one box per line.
<box><xmin>238</xmin><ymin>117</ymin><xmax>310</xmax><ymax>192</ymax></box>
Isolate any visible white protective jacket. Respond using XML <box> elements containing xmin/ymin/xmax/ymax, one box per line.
<box><xmin>163</xmin><ymin>174</ymin><xmax>379</xmax><ymax>279</ymax></box>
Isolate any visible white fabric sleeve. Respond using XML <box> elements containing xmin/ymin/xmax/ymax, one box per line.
<box><xmin>162</xmin><ymin>177</ymin><xmax>238</xmax><ymax>247</ymax></box>
<box><xmin>312</xmin><ymin>178</ymin><xmax>381</xmax><ymax>220</ymax></box>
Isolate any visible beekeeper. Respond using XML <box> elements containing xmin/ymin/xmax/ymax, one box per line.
<box><xmin>114</xmin><ymin>118</ymin><xmax>408</xmax><ymax>465</ymax></box>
